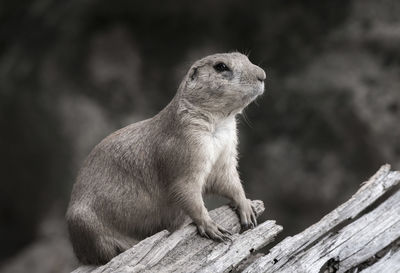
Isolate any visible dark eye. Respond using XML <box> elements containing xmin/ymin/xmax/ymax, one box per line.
<box><xmin>213</xmin><ymin>62</ymin><xmax>230</xmax><ymax>72</ymax></box>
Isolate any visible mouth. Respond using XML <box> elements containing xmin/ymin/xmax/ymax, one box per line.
<box><xmin>251</xmin><ymin>82</ymin><xmax>264</xmax><ymax>98</ymax></box>
<box><xmin>241</xmin><ymin>84</ymin><xmax>264</xmax><ymax>105</ymax></box>
<box><xmin>257</xmin><ymin>81</ymin><xmax>265</xmax><ymax>95</ymax></box>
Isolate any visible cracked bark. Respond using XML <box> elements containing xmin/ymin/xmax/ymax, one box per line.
<box><xmin>243</xmin><ymin>165</ymin><xmax>400</xmax><ymax>273</ymax></box>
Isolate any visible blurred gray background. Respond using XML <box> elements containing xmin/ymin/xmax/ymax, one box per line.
<box><xmin>1</xmin><ymin>0</ymin><xmax>399</xmax><ymax>272</ymax></box>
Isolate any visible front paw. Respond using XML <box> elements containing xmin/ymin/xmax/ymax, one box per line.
<box><xmin>197</xmin><ymin>220</ymin><xmax>232</xmax><ymax>242</ymax></box>
<box><xmin>237</xmin><ymin>199</ymin><xmax>257</xmax><ymax>231</ymax></box>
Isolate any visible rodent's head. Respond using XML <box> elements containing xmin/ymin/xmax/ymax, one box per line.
<box><xmin>180</xmin><ymin>52</ymin><xmax>266</xmax><ymax>116</ymax></box>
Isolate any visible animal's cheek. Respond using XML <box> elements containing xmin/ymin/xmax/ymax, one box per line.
<box><xmin>209</xmin><ymin>81</ymin><xmax>224</xmax><ymax>91</ymax></box>
<box><xmin>224</xmin><ymin>84</ymin><xmax>244</xmax><ymax>95</ymax></box>
<box><xmin>187</xmin><ymin>81</ymin><xmax>198</xmax><ymax>90</ymax></box>
<box><xmin>230</xmin><ymin>74</ymin><xmax>241</xmax><ymax>84</ymax></box>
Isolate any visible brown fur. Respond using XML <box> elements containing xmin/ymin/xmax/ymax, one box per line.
<box><xmin>66</xmin><ymin>52</ymin><xmax>266</xmax><ymax>265</ymax></box>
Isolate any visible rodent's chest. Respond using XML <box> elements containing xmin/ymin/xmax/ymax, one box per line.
<box><xmin>202</xmin><ymin>119</ymin><xmax>237</xmax><ymax>164</ymax></box>
<box><xmin>211</xmin><ymin>126</ymin><xmax>234</xmax><ymax>148</ymax></box>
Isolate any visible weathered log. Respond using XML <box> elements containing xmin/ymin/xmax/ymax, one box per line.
<box><xmin>360</xmin><ymin>248</ymin><xmax>400</xmax><ymax>273</ymax></box>
<box><xmin>72</xmin><ymin>200</ymin><xmax>282</xmax><ymax>273</ymax></box>
<box><xmin>243</xmin><ymin>164</ymin><xmax>400</xmax><ymax>273</ymax></box>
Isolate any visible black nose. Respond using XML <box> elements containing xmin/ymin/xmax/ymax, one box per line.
<box><xmin>256</xmin><ymin>68</ymin><xmax>266</xmax><ymax>82</ymax></box>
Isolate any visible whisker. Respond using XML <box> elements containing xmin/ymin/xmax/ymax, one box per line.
<box><xmin>241</xmin><ymin>109</ymin><xmax>254</xmax><ymax>128</ymax></box>
<box><xmin>246</xmin><ymin>49</ymin><xmax>252</xmax><ymax>58</ymax></box>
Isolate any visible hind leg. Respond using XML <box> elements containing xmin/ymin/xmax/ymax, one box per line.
<box><xmin>93</xmin><ymin>235</ymin><xmax>136</xmax><ymax>264</ymax></box>
<box><xmin>66</xmin><ymin>207</ymin><xmax>136</xmax><ymax>265</ymax></box>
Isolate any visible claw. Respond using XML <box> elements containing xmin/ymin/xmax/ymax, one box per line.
<box><xmin>213</xmin><ymin>231</ymin><xmax>225</xmax><ymax>242</ymax></box>
<box><xmin>237</xmin><ymin>199</ymin><xmax>259</xmax><ymax>232</ymax></box>
<box><xmin>251</xmin><ymin>213</ymin><xmax>258</xmax><ymax>227</ymax></box>
<box><xmin>219</xmin><ymin>228</ymin><xmax>232</xmax><ymax>236</ymax></box>
<box><xmin>197</xmin><ymin>221</ymin><xmax>234</xmax><ymax>243</ymax></box>
<box><xmin>217</xmin><ymin>224</ymin><xmax>232</xmax><ymax>235</ymax></box>
<box><xmin>222</xmin><ymin>234</ymin><xmax>233</xmax><ymax>242</ymax></box>
<box><xmin>198</xmin><ymin>226</ymin><xmax>210</xmax><ymax>239</ymax></box>
<box><xmin>241</xmin><ymin>222</ymin><xmax>250</xmax><ymax>231</ymax></box>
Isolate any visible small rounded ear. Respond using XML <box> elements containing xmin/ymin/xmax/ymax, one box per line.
<box><xmin>189</xmin><ymin>67</ymin><xmax>198</xmax><ymax>81</ymax></box>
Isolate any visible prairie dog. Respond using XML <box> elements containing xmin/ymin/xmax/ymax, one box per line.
<box><xmin>66</xmin><ymin>52</ymin><xmax>266</xmax><ymax>265</ymax></box>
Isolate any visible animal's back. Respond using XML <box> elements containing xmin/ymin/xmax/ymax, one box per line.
<box><xmin>69</xmin><ymin>118</ymin><xmax>153</xmax><ymax>204</ymax></box>
<box><xmin>66</xmin><ymin>117</ymin><xmax>178</xmax><ymax>264</ymax></box>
